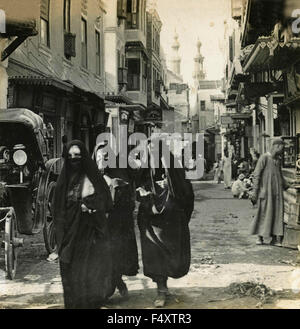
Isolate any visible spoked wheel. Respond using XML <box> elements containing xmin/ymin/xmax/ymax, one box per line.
<box><xmin>43</xmin><ymin>181</ymin><xmax>57</xmax><ymax>254</ymax></box>
<box><xmin>5</xmin><ymin>209</ymin><xmax>23</xmax><ymax>280</ymax></box>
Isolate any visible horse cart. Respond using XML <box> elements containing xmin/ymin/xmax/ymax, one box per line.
<box><xmin>0</xmin><ymin>108</ymin><xmax>59</xmax><ymax>279</ymax></box>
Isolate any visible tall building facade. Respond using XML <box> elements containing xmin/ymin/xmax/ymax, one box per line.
<box><xmin>6</xmin><ymin>0</ymin><xmax>108</xmax><ymax>156</ymax></box>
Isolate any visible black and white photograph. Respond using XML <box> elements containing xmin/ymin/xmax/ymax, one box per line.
<box><xmin>0</xmin><ymin>0</ymin><xmax>300</xmax><ymax>314</ymax></box>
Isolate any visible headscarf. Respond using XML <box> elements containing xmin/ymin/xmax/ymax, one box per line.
<box><xmin>92</xmin><ymin>143</ymin><xmax>133</xmax><ymax>182</ymax></box>
<box><xmin>52</xmin><ymin>140</ymin><xmax>113</xmax><ymax>256</ymax></box>
<box><xmin>139</xmin><ymin>138</ymin><xmax>195</xmax><ymax>220</ymax></box>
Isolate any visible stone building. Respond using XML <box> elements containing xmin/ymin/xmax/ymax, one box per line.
<box><xmin>103</xmin><ymin>0</ymin><xmax>147</xmax><ymax>153</ymax></box>
<box><xmin>6</xmin><ymin>0</ymin><xmax>108</xmax><ymax>156</ymax></box>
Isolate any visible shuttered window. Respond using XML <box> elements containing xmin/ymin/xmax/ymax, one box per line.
<box><xmin>95</xmin><ymin>30</ymin><xmax>101</xmax><ymax>75</ymax></box>
<box><xmin>200</xmin><ymin>100</ymin><xmax>206</xmax><ymax>112</ymax></box>
<box><xmin>126</xmin><ymin>0</ymin><xmax>139</xmax><ymax>29</ymax></box>
<box><xmin>41</xmin><ymin>0</ymin><xmax>50</xmax><ymax>20</ymax></box>
<box><xmin>40</xmin><ymin>0</ymin><xmax>50</xmax><ymax>47</ymax></box>
<box><xmin>229</xmin><ymin>36</ymin><xmax>234</xmax><ymax>62</ymax></box>
<box><xmin>127</xmin><ymin>58</ymin><xmax>140</xmax><ymax>91</ymax></box>
<box><xmin>81</xmin><ymin>18</ymin><xmax>88</xmax><ymax>68</ymax></box>
<box><xmin>64</xmin><ymin>0</ymin><xmax>71</xmax><ymax>32</ymax></box>
<box><xmin>117</xmin><ymin>0</ymin><xmax>127</xmax><ymax>19</ymax></box>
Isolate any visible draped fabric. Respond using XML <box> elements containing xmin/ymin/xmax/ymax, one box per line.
<box><xmin>251</xmin><ymin>153</ymin><xmax>287</xmax><ymax>237</ymax></box>
<box><xmin>92</xmin><ymin>144</ymin><xmax>139</xmax><ymax>281</ymax></box>
<box><xmin>222</xmin><ymin>155</ymin><xmax>232</xmax><ymax>188</ymax></box>
<box><xmin>52</xmin><ymin>140</ymin><xmax>114</xmax><ymax>309</ymax></box>
<box><xmin>136</xmin><ymin>141</ymin><xmax>194</xmax><ymax>281</ymax></box>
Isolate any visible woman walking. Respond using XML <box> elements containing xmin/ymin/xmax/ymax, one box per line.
<box><xmin>93</xmin><ymin>143</ymin><xmax>139</xmax><ymax>298</ymax></box>
<box><xmin>52</xmin><ymin>140</ymin><xmax>114</xmax><ymax>309</ymax></box>
<box><xmin>136</xmin><ymin>139</ymin><xmax>194</xmax><ymax>308</ymax></box>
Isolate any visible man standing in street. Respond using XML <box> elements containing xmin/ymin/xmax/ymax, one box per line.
<box><xmin>250</xmin><ymin>138</ymin><xmax>289</xmax><ymax>247</ymax></box>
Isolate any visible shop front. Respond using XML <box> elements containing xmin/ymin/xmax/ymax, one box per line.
<box><xmin>281</xmin><ymin>60</ymin><xmax>300</xmax><ymax>249</ymax></box>
<box><xmin>7</xmin><ymin>62</ymin><xmax>107</xmax><ymax>157</ymax></box>
<box><xmin>104</xmin><ymin>94</ymin><xmax>146</xmax><ymax>156</ymax></box>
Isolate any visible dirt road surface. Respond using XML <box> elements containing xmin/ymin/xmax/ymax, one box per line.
<box><xmin>1</xmin><ymin>182</ymin><xmax>300</xmax><ymax>309</ymax></box>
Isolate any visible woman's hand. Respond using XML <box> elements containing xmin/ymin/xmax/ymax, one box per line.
<box><xmin>81</xmin><ymin>203</ymin><xmax>96</xmax><ymax>214</ymax></box>
<box><xmin>136</xmin><ymin>187</ymin><xmax>152</xmax><ymax>197</ymax></box>
<box><xmin>156</xmin><ymin>179</ymin><xmax>168</xmax><ymax>189</ymax></box>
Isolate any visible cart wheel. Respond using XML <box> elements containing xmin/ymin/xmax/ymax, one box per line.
<box><xmin>43</xmin><ymin>181</ymin><xmax>57</xmax><ymax>254</ymax></box>
<box><xmin>5</xmin><ymin>209</ymin><xmax>18</xmax><ymax>280</ymax></box>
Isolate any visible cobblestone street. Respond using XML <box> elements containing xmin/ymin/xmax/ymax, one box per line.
<box><xmin>0</xmin><ymin>182</ymin><xmax>300</xmax><ymax>309</ymax></box>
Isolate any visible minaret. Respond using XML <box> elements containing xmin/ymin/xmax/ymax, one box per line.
<box><xmin>171</xmin><ymin>30</ymin><xmax>181</xmax><ymax>76</ymax></box>
<box><xmin>193</xmin><ymin>39</ymin><xmax>205</xmax><ymax>89</ymax></box>
<box><xmin>147</xmin><ymin>0</ymin><xmax>158</xmax><ymax>10</ymax></box>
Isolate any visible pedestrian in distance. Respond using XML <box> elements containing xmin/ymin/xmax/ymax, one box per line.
<box><xmin>250</xmin><ymin>138</ymin><xmax>290</xmax><ymax>247</ymax></box>
<box><xmin>52</xmin><ymin>140</ymin><xmax>114</xmax><ymax>309</ymax></box>
<box><xmin>213</xmin><ymin>154</ymin><xmax>222</xmax><ymax>184</ymax></box>
<box><xmin>222</xmin><ymin>148</ymin><xmax>232</xmax><ymax>189</ymax></box>
<box><xmin>231</xmin><ymin>174</ymin><xmax>249</xmax><ymax>199</ymax></box>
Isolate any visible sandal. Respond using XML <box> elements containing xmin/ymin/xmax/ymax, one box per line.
<box><xmin>154</xmin><ymin>291</ymin><xmax>167</xmax><ymax>308</ymax></box>
<box><xmin>270</xmin><ymin>237</ymin><xmax>282</xmax><ymax>248</ymax></box>
<box><xmin>117</xmin><ymin>280</ymin><xmax>129</xmax><ymax>299</ymax></box>
<box><xmin>256</xmin><ymin>236</ymin><xmax>264</xmax><ymax>245</ymax></box>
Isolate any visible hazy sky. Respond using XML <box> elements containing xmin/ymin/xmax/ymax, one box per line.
<box><xmin>157</xmin><ymin>0</ymin><xmax>229</xmax><ymax>85</ymax></box>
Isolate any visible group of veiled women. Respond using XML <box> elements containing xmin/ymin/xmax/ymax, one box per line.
<box><xmin>52</xmin><ymin>138</ymin><xmax>194</xmax><ymax>309</ymax></box>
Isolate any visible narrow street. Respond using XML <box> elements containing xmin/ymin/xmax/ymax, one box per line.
<box><xmin>0</xmin><ymin>182</ymin><xmax>299</xmax><ymax>309</ymax></box>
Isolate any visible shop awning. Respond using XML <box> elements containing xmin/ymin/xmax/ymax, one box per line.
<box><xmin>67</xmin><ymin>82</ymin><xmax>105</xmax><ymax>103</ymax></box>
<box><xmin>206</xmin><ymin>126</ymin><xmax>220</xmax><ymax>135</ymax></box>
<box><xmin>229</xmin><ymin>112</ymin><xmax>253</xmax><ymax>120</ymax></box>
<box><xmin>125</xmin><ymin>41</ymin><xmax>149</xmax><ymax>59</ymax></box>
<box><xmin>4</xmin><ymin>19</ymin><xmax>38</xmax><ymax>37</ymax></box>
<box><xmin>118</xmin><ymin>104</ymin><xmax>147</xmax><ymax>112</ymax></box>
<box><xmin>243</xmin><ymin>81</ymin><xmax>284</xmax><ymax>99</ymax></box>
<box><xmin>210</xmin><ymin>94</ymin><xmax>225</xmax><ymax>102</ymax></box>
<box><xmin>105</xmin><ymin>93</ymin><xmax>133</xmax><ymax>105</ymax></box>
<box><xmin>9</xmin><ymin>75</ymin><xmax>74</xmax><ymax>93</ymax></box>
<box><xmin>105</xmin><ymin>93</ymin><xmax>147</xmax><ymax>112</ymax></box>
<box><xmin>160</xmin><ymin>95</ymin><xmax>171</xmax><ymax>110</ymax></box>
<box><xmin>243</xmin><ymin>36</ymin><xmax>300</xmax><ymax>73</ymax></box>
<box><xmin>283</xmin><ymin>94</ymin><xmax>300</xmax><ymax>107</ymax></box>
<box><xmin>225</xmin><ymin>100</ymin><xmax>237</xmax><ymax>108</ymax></box>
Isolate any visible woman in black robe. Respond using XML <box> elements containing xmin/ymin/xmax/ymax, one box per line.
<box><xmin>136</xmin><ymin>139</ymin><xmax>194</xmax><ymax>307</ymax></box>
<box><xmin>93</xmin><ymin>143</ymin><xmax>139</xmax><ymax>298</ymax></box>
<box><xmin>52</xmin><ymin>140</ymin><xmax>114</xmax><ymax>309</ymax></box>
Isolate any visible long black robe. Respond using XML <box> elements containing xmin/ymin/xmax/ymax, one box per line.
<box><xmin>136</xmin><ymin>144</ymin><xmax>194</xmax><ymax>281</ymax></box>
<box><xmin>92</xmin><ymin>146</ymin><xmax>139</xmax><ymax>282</ymax></box>
<box><xmin>53</xmin><ymin>140</ymin><xmax>114</xmax><ymax>309</ymax></box>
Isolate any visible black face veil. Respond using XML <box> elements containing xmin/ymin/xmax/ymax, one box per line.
<box><xmin>52</xmin><ymin>140</ymin><xmax>113</xmax><ymax>250</ymax></box>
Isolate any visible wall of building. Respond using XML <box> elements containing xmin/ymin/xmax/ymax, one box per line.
<box><xmin>104</xmin><ymin>0</ymin><xmax>126</xmax><ymax>94</ymax></box>
<box><xmin>162</xmin><ymin>108</ymin><xmax>175</xmax><ymax>133</ymax></box>
<box><xmin>9</xmin><ymin>0</ymin><xmax>106</xmax><ymax>95</ymax></box>
<box><xmin>146</xmin><ymin>9</ymin><xmax>162</xmax><ymax>108</ymax></box>
<box><xmin>125</xmin><ymin>0</ymin><xmax>148</xmax><ymax>107</ymax></box>
<box><xmin>196</xmin><ymin>87</ymin><xmax>221</xmax><ymax>131</ymax></box>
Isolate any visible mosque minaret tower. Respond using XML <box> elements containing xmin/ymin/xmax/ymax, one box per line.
<box><xmin>193</xmin><ymin>39</ymin><xmax>206</xmax><ymax>89</ymax></box>
<box><xmin>171</xmin><ymin>30</ymin><xmax>182</xmax><ymax>76</ymax></box>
